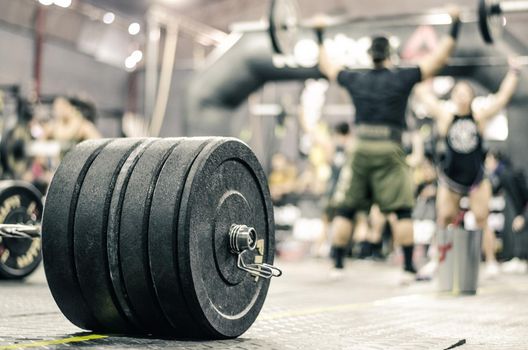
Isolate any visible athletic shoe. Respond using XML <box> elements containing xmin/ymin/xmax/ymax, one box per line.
<box><xmin>329</xmin><ymin>267</ymin><xmax>345</xmax><ymax>281</ymax></box>
<box><xmin>399</xmin><ymin>270</ymin><xmax>416</xmax><ymax>286</ymax></box>
<box><xmin>367</xmin><ymin>251</ymin><xmax>386</xmax><ymax>262</ymax></box>
<box><xmin>502</xmin><ymin>258</ymin><xmax>521</xmax><ymax>274</ymax></box>
<box><xmin>517</xmin><ymin>261</ymin><xmax>528</xmax><ymax>274</ymax></box>
<box><xmin>416</xmin><ymin>260</ymin><xmax>438</xmax><ymax>281</ymax></box>
<box><xmin>501</xmin><ymin>258</ymin><xmax>528</xmax><ymax>274</ymax></box>
<box><xmin>483</xmin><ymin>261</ymin><xmax>500</xmax><ymax>279</ymax></box>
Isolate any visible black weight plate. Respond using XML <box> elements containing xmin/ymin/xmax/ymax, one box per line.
<box><xmin>74</xmin><ymin>138</ymin><xmax>145</xmax><ymax>333</ymax></box>
<box><xmin>148</xmin><ymin>138</ymin><xmax>213</xmax><ymax>338</ymax></box>
<box><xmin>479</xmin><ymin>0</ymin><xmax>503</xmax><ymax>44</ymax></box>
<box><xmin>177</xmin><ymin>138</ymin><xmax>275</xmax><ymax>339</ymax></box>
<box><xmin>119</xmin><ymin>138</ymin><xmax>184</xmax><ymax>335</ymax></box>
<box><xmin>42</xmin><ymin>139</ymin><xmax>111</xmax><ymax>330</ymax></box>
<box><xmin>0</xmin><ymin>125</ymin><xmax>31</xmax><ymax>178</ymax></box>
<box><xmin>269</xmin><ymin>0</ymin><xmax>301</xmax><ymax>55</ymax></box>
<box><xmin>0</xmin><ymin>181</ymin><xmax>42</xmax><ymax>279</ymax></box>
<box><xmin>106</xmin><ymin>138</ymin><xmax>159</xmax><ymax>333</ymax></box>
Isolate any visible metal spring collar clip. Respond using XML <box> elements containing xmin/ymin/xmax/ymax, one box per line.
<box><xmin>228</xmin><ymin>224</ymin><xmax>282</xmax><ymax>279</ymax></box>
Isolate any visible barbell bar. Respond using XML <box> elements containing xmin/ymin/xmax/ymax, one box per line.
<box><xmin>269</xmin><ymin>0</ymin><xmax>528</xmax><ymax>56</ymax></box>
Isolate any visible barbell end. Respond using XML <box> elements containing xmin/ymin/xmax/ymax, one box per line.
<box><xmin>0</xmin><ymin>224</ymin><xmax>41</xmax><ymax>239</ymax></box>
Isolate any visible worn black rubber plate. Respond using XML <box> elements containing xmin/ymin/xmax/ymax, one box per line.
<box><xmin>119</xmin><ymin>138</ymin><xmax>183</xmax><ymax>335</ymax></box>
<box><xmin>177</xmin><ymin>138</ymin><xmax>275</xmax><ymax>339</ymax></box>
<box><xmin>148</xmin><ymin>138</ymin><xmax>213</xmax><ymax>338</ymax></box>
<box><xmin>42</xmin><ymin>139</ymin><xmax>111</xmax><ymax>330</ymax></box>
<box><xmin>269</xmin><ymin>0</ymin><xmax>301</xmax><ymax>56</ymax></box>
<box><xmin>0</xmin><ymin>181</ymin><xmax>43</xmax><ymax>279</ymax></box>
<box><xmin>73</xmin><ymin>138</ymin><xmax>144</xmax><ymax>333</ymax></box>
<box><xmin>106</xmin><ymin>138</ymin><xmax>159</xmax><ymax>333</ymax></box>
<box><xmin>478</xmin><ymin>0</ymin><xmax>504</xmax><ymax>44</ymax></box>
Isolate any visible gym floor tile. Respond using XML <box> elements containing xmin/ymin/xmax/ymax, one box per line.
<box><xmin>0</xmin><ymin>259</ymin><xmax>526</xmax><ymax>349</ymax></box>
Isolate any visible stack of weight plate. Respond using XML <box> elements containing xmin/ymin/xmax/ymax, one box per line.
<box><xmin>42</xmin><ymin>137</ymin><xmax>275</xmax><ymax>339</ymax></box>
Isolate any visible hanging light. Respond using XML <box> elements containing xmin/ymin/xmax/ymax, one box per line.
<box><xmin>54</xmin><ymin>0</ymin><xmax>72</xmax><ymax>8</ymax></box>
<box><xmin>128</xmin><ymin>22</ymin><xmax>141</xmax><ymax>36</ymax></box>
<box><xmin>103</xmin><ymin>12</ymin><xmax>115</xmax><ymax>24</ymax></box>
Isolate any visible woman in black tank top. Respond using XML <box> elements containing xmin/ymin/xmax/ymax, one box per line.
<box><xmin>441</xmin><ymin>113</ymin><xmax>485</xmax><ymax>193</ymax></box>
<box><xmin>415</xmin><ymin>61</ymin><xmax>520</xmax><ymax>277</ymax></box>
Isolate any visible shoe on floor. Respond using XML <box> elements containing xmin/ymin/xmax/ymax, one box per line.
<box><xmin>501</xmin><ymin>258</ymin><xmax>528</xmax><ymax>274</ymax></box>
<box><xmin>329</xmin><ymin>267</ymin><xmax>345</xmax><ymax>281</ymax></box>
<box><xmin>416</xmin><ymin>260</ymin><xmax>438</xmax><ymax>281</ymax></box>
<box><xmin>483</xmin><ymin>261</ymin><xmax>500</xmax><ymax>279</ymax></box>
<box><xmin>517</xmin><ymin>260</ymin><xmax>528</xmax><ymax>274</ymax></box>
<box><xmin>399</xmin><ymin>269</ymin><xmax>416</xmax><ymax>286</ymax></box>
<box><xmin>502</xmin><ymin>258</ymin><xmax>521</xmax><ymax>274</ymax></box>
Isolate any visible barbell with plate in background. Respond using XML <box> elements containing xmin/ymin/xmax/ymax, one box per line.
<box><xmin>0</xmin><ymin>137</ymin><xmax>282</xmax><ymax>339</ymax></box>
<box><xmin>0</xmin><ymin>181</ymin><xmax>42</xmax><ymax>280</ymax></box>
<box><xmin>0</xmin><ymin>123</ymin><xmax>65</xmax><ymax>178</ymax></box>
<box><xmin>269</xmin><ymin>0</ymin><xmax>528</xmax><ymax>56</ymax></box>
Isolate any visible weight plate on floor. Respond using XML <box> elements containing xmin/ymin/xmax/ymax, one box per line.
<box><xmin>177</xmin><ymin>138</ymin><xmax>275</xmax><ymax>339</ymax></box>
<box><xmin>106</xmin><ymin>138</ymin><xmax>159</xmax><ymax>333</ymax></box>
<box><xmin>269</xmin><ymin>0</ymin><xmax>301</xmax><ymax>55</ymax></box>
<box><xmin>478</xmin><ymin>0</ymin><xmax>503</xmax><ymax>44</ymax></box>
<box><xmin>42</xmin><ymin>139</ymin><xmax>111</xmax><ymax>330</ymax></box>
<box><xmin>118</xmin><ymin>138</ymin><xmax>184</xmax><ymax>335</ymax></box>
<box><xmin>0</xmin><ymin>181</ymin><xmax>42</xmax><ymax>279</ymax></box>
<box><xmin>148</xmin><ymin>138</ymin><xmax>213</xmax><ymax>338</ymax></box>
<box><xmin>73</xmin><ymin>138</ymin><xmax>144</xmax><ymax>333</ymax></box>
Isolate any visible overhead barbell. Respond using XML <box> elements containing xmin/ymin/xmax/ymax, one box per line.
<box><xmin>0</xmin><ymin>137</ymin><xmax>282</xmax><ymax>339</ymax></box>
<box><xmin>269</xmin><ymin>0</ymin><xmax>528</xmax><ymax>56</ymax></box>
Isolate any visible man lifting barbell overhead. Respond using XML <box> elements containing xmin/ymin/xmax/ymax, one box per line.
<box><xmin>269</xmin><ymin>0</ymin><xmax>528</xmax><ymax>56</ymax></box>
<box><xmin>315</xmin><ymin>6</ymin><xmax>462</xmax><ymax>280</ymax></box>
<box><xmin>415</xmin><ymin>57</ymin><xmax>521</xmax><ymax>279</ymax></box>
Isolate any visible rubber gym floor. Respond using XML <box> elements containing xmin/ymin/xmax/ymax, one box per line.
<box><xmin>0</xmin><ymin>259</ymin><xmax>526</xmax><ymax>350</ymax></box>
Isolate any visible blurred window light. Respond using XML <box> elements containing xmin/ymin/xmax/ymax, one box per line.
<box><xmin>128</xmin><ymin>22</ymin><xmax>141</xmax><ymax>35</ymax></box>
<box><xmin>38</xmin><ymin>0</ymin><xmax>54</xmax><ymax>6</ymax></box>
<box><xmin>103</xmin><ymin>12</ymin><xmax>115</xmax><ymax>24</ymax></box>
<box><xmin>389</xmin><ymin>35</ymin><xmax>401</xmax><ymax>49</ymax></box>
<box><xmin>293</xmin><ymin>39</ymin><xmax>318</xmax><ymax>68</ymax></box>
<box><xmin>54</xmin><ymin>0</ymin><xmax>72</xmax><ymax>8</ymax></box>
<box><xmin>424</xmin><ymin>13</ymin><xmax>452</xmax><ymax>25</ymax></box>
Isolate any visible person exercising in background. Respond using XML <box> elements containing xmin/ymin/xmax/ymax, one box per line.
<box><xmin>313</xmin><ymin>122</ymin><xmax>351</xmax><ymax>257</ymax></box>
<box><xmin>415</xmin><ymin>58</ymin><xmax>521</xmax><ymax>278</ymax></box>
<box><xmin>44</xmin><ymin>97</ymin><xmax>101</xmax><ymax>147</ymax></box>
<box><xmin>486</xmin><ymin>150</ymin><xmax>528</xmax><ymax>274</ymax></box>
<box><xmin>316</xmin><ymin>5</ymin><xmax>462</xmax><ymax>280</ymax></box>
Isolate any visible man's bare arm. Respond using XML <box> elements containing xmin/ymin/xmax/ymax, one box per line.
<box><xmin>319</xmin><ymin>44</ymin><xmax>343</xmax><ymax>81</ymax></box>
<box><xmin>418</xmin><ymin>5</ymin><xmax>461</xmax><ymax>80</ymax></box>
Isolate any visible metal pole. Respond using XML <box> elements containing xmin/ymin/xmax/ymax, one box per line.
<box><xmin>144</xmin><ymin>12</ymin><xmax>161</xmax><ymax>122</ymax></box>
<box><xmin>33</xmin><ymin>6</ymin><xmax>46</xmax><ymax>100</ymax></box>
